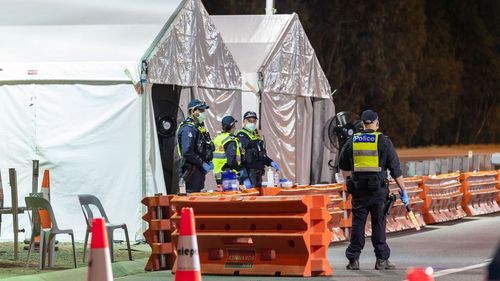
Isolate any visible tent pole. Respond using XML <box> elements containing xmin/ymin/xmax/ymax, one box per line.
<box><xmin>265</xmin><ymin>0</ymin><xmax>275</xmax><ymax>15</ymax></box>
<box><xmin>140</xmin><ymin>61</ymin><xmax>148</xmax><ymax>241</ymax></box>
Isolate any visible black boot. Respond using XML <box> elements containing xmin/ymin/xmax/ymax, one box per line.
<box><xmin>375</xmin><ymin>259</ymin><xmax>396</xmax><ymax>270</ymax></box>
<box><xmin>346</xmin><ymin>259</ymin><xmax>360</xmax><ymax>270</ymax></box>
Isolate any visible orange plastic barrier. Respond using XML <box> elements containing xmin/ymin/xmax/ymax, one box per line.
<box><xmin>421</xmin><ymin>173</ymin><xmax>466</xmax><ymax>224</ymax></box>
<box><xmin>141</xmin><ymin>195</ymin><xmax>174</xmax><ymax>271</ymax></box>
<box><xmin>258</xmin><ymin>184</ymin><xmax>347</xmax><ymax>242</ymax></box>
<box><xmin>170</xmin><ymin>195</ymin><xmax>333</xmax><ymax>277</ymax></box>
<box><xmin>460</xmin><ymin>171</ymin><xmax>500</xmax><ymax>216</ymax></box>
<box><xmin>190</xmin><ymin>185</ymin><xmax>348</xmax><ymax>242</ymax></box>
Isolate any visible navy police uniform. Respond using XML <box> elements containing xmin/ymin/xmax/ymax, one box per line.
<box><xmin>236</xmin><ymin>112</ymin><xmax>274</xmax><ymax>187</ymax></box>
<box><xmin>338</xmin><ymin>111</ymin><xmax>402</xmax><ymax>264</ymax></box>
<box><xmin>177</xmin><ymin>101</ymin><xmax>214</xmax><ymax>193</ymax></box>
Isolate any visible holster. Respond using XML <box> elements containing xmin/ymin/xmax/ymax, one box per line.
<box><xmin>384</xmin><ymin>193</ymin><xmax>397</xmax><ymax>216</ymax></box>
<box><xmin>181</xmin><ymin>163</ymin><xmax>197</xmax><ymax>179</ymax></box>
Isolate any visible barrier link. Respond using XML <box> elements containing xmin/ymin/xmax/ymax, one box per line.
<box><xmin>460</xmin><ymin>171</ymin><xmax>500</xmax><ymax>216</ymax></box>
<box><xmin>170</xmin><ymin>195</ymin><xmax>333</xmax><ymax>277</ymax></box>
<box><xmin>141</xmin><ymin>195</ymin><xmax>174</xmax><ymax>271</ymax></box>
<box><xmin>421</xmin><ymin>173</ymin><xmax>466</xmax><ymax>224</ymax></box>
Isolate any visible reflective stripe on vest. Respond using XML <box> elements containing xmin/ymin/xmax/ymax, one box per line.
<box><xmin>353</xmin><ymin>132</ymin><xmax>382</xmax><ymax>172</ymax></box>
<box><xmin>213</xmin><ymin>132</ymin><xmax>241</xmax><ymax>179</ymax></box>
<box><xmin>236</xmin><ymin>128</ymin><xmax>261</xmax><ymax>141</ymax></box>
<box><xmin>176</xmin><ymin>120</ymin><xmax>196</xmax><ymax>156</ymax></box>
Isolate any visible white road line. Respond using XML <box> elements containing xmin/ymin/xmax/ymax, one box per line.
<box><xmin>433</xmin><ymin>259</ymin><xmax>491</xmax><ymax>278</ymax></box>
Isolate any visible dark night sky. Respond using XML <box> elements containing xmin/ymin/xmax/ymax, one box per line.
<box><xmin>204</xmin><ymin>0</ymin><xmax>499</xmax><ymax>147</ymax></box>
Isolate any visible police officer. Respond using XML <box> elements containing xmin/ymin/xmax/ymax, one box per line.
<box><xmin>177</xmin><ymin>99</ymin><xmax>215</xmax><ymax>193</ymax></box>
<box><xmin>339</xmin><ymin>109</ymin><xmax>409</xmax><ymax>270</ymax></box>
<box><xmin>212</xmin><ymin>116</ymin><xmax>249</xmax><ymax>187</ymax></box>
<box><xmin>236</xmin><ymin>111</ymin><xmax>280</xmax><ymax>187</ymax></box>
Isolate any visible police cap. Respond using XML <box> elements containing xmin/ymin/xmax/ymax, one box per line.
<box><xmin>222</xmin><ymin>115</ymin><xmax>237</xmax><ymax>130</ymax></box>
<box><xmin>188</xmin><ymin>99</ymin><xmax>209</xmax><ymax>110</ymax></box>
<box><xmin>243</xmin><ymin>111</ymin><xmax>258</xmax><ymax>120</ymax></box>
<box><xmin>361</xmin><ymin>109</ymin><xmax>378</xmax><ymax>124</ymax></box>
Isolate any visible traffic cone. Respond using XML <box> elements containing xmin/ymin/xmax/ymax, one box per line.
<box><xmin>41</xmin><ymin>170</ymin><xmax>50</xmax><ymax>200</ymax></box>
<box><xmin>87</xmin><ymin>218</ymin><xmax>113</xmax><ymax>281</ymax></box>
<box><xmin>39</xmin><ymin>170</ymin><xmax>51</xmax><ymax>229</ymax></box>
<box><xmin>175</xmin><ymin>207</ymin><xmax>201</xmax><ymax>281</ymax></box>
<box><xmin>407</xmin><ymin>267</ymin><xmax>434</xmax><ymax>281</ymax></box>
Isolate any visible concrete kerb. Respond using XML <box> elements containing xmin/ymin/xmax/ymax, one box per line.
<box><xmin>1</xmin><ymin>258</ymin><xmax>149</xmax><ymax>281</ymax></box>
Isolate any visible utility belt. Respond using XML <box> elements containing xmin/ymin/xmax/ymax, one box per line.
<box><xmin>346</xmin><ymin>175</ymin><xmax>388</xmax><ymax>196</ymax></box>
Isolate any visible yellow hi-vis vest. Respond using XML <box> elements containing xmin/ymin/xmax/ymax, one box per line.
<box><xmin>213</xmin><ymin>132</ymin><xmax>241</xmax><ymax>180</ymax></box>
<box><xmin>353</xmin><ymin>132</ymin><xmax>382</xmax><ymax>172</ymax></box>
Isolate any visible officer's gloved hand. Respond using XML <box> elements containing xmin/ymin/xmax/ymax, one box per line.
<box><xmin>202</xmin><ymin>162</ymin><xmax>213</xmax><ymax>173</ymax></box>
<box><xmin>243</xmin><ymin>178</ymin><xmax>253</xmax><ymax>189</ymax></box>
<box><xmin>399</xmin><ymin>189</ymin><xmax>409</xmax><ymax>206</ymax></box>
<box><xmin>239</xmin><ymin>169</ymin><xmax>249</xmax><ymax>179</ymax></box>
<box><xmin>334</xmin><ymin>172</ymin><xmax>345</xmax><ymax>184</ymax></box>
<box><xmin>271</xmin><ymin>161</ymin><xmax>280</xmax><ymax>172</ymax></box>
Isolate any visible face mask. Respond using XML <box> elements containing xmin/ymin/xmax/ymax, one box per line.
<box><xmin>196</xmin><ymin>112</ymin><xmax>206</xmax><ymax>123</ymax></box>
<box><xmin>245</xmin><ymin>123</ymin><xmax>256</xmax><ymax>132</ymax></box>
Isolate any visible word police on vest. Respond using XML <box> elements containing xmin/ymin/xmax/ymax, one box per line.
<box><xmin>177</xmin><ymin>247</ymin><xmax>199</xmax><ymax>257</ymax></box>
<box><xmin>354</xmin><ymin>135</ymin><xmax>376</xmax><ymax>143</ymax></box>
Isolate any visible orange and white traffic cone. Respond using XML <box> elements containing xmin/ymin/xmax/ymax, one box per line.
<box><xmin>41</xmin><ymin>170</ymin><xmax>50</xmax><ymax>200</ymax></box>
<box><xmin>407</xmin><ymin>267</ymin><xmax>434</xmax><ymax>281</ymax></box>
<box><xmin>39</xmin><ymin>170</ymin><xmax>51</xmax><ymax>229</ymax></box>
<box><xmin>87</xmin><ymin>218</ymin><xmax>113</xmax><ymax>281</ymax></box>
<box><xmin>175</xmin><ymin>207</ymin><xmax>201</xmax><ymax>281</ymax></box>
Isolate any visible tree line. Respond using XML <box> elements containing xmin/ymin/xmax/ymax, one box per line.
<box><xmin>204</xmin><ymin>0</ymin><xmax>499</xmax><ymax>147</ymax></box>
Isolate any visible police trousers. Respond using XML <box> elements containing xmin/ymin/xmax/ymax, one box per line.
<box><xmin>182</xmin><ymin>164</ymin><xmax>206</xmax><ymax>193</ymax></box>
<box><xmin>248</xmin><ymin>168</ymin><xmax>263</xmax><ymax>187</ymax></box>
<box><xmin>346</xmin><ymin>195</ymin><xmax>390</xmax><ymax>261</ymax></box>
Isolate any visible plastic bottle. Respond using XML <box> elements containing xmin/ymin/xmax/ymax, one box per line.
<box><xmin>267</xmin><ymin>167</ymin><xmax>274</xmax><ymax>187</ymax></box>
<box><xmin>178</xmin><ymin>177</ymin><xmax>186</xmax><ymax>195</ymax></box>
<box><xmin>274</xmin><ymin>171</ymin><xmax>280</xmax><ymax>187</ymax></box>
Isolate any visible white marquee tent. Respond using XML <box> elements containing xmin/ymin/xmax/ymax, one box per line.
<box><xmin>0</xmin><ymin>0</ymin><xmax>240</xmax><ymax>241</ymax></box>
<box><xmin>212</xmin><ymin>14</ymin><xmax>335</xmax><ymax>184</ymax></box>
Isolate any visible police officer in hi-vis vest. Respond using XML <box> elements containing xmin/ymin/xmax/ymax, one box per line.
<box><xmin>212</xmin><ymin>116</ymin><xmax>251</xmax><ymax>187</ymax></box>
<box><xmin>176</xmin><ymin>99</ymin><xmax>215</xmax><ymax>193</ymax></box>
<box><xmin>339</xmin><ymin>109</ymin><xmax>409</xmax><ymax>270</ymax></box>
<box><xmin>236</xmin><ymin>111</ymin><xmax>280</xmax><ymax>188</ymax></box>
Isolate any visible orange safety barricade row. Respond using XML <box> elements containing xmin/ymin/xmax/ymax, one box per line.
<box><xmin>141</xmin><ymin>194</ymin><xmax>174</xmax><ymax>271</ymax></box>
<box><xmin>460</xmin><ymin>171</ymin><xmax>500</xmax><ymax>216</ymax></box>
<box><xmin>170</xmin><ymin>195</ymin><xmax>333</xmax><ymax>277</ymax></box>
<box><xmin>421</xmin><ymin>173</ymin><xmax>466</xmax><ymax>224</ymax></box>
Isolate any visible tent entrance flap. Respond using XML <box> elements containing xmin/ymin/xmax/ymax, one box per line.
<box><xmin>152</xmin><ymin>84</ymin><xmax>184</xmax><ymax>195</ymax></box>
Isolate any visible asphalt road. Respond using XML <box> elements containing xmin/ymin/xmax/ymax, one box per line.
<box><xmin>117</xmin><ymin>213</ymin><xmax>500</xmax><ymax>281</ymax></box>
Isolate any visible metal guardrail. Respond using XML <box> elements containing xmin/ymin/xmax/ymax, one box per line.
<box><xmin>402</xmin><ymin>153</ymin><xmax>495</xmax><ymax>177</ymax></box>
